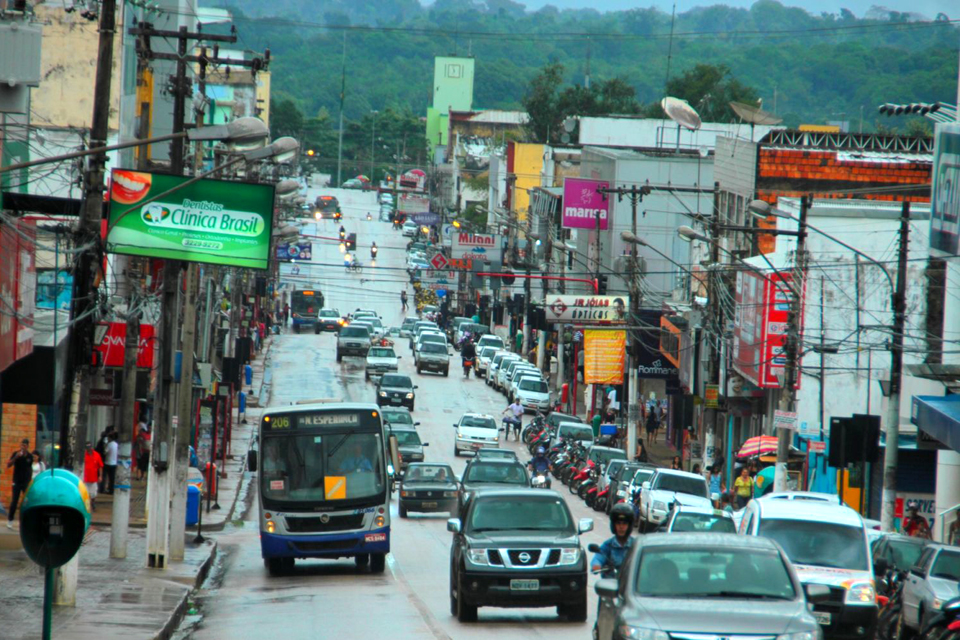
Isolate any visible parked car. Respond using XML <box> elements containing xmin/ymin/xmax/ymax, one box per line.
<box><xmin>901</xmin><ymin>544</ymin><xmax>960</xmax><ymax>634</ymax></box>
<box><xmin>475</xmin><ymin>347</ymin><xmax>502</xmax><ymax>378</ymax></box>
<box><xmin>365</xmin><ymin>345</ymin><xmax>399</xmax><ymax>380</ymax></box>
<box><xmin>552</xmin><ymin>421</ymin><xmax>595</xmax><ymax>448</ymax></box>
<box><xmin>475</xmin><ymin>334</ymin><xmax>505</xmax><ymax>353</ymax></box>
<box><xmin>487</xmin><ymin>353</ymin><xmax>520</xmax><ymax>387</ymax></box>
<box><xmin>375</xmin><ymin>373</ymin><xmax>417</xmax><ymax>411</ymax></box>
<box><xmin>448</xmin><ymin>489</ymin><xmax>592</xmax><ymax>622</ymax></box>
<box><xmin>638</xmin><ymin>468</ymin><xmax>713</xmax><ymax>531</ymax></box>
<box><xmin>594</xmin><ymin>533</ymin><xmax>827</xmax><ymax>640</ymax></box>
<box><xmin>606</xmin><ymin>462</ymin><xmax>655</xmax><ymax>514</ymax></box>
<box><xmin>399</xmin><ymin>316</ymin><xmax>419</xmax><ymax>338</ymax></box>
<box><xmin>513</xmin><ymin>376</ymin><xmax>551</xmax><ymax>412</ymax></box>
<box><xmin>399</xmin><ymin>463</ymin><xmax>457</xmax><ymax>518</ymax></box>
<box><xmin>453</xmin><ymin>412</ymin><xmax>501</xmax><ymax>456</ymax></box>
<box><xmin>871</xmin><ymin>533</ymin><xmax>929</xmax><ymax>577</ymax></box>
<box><xmin>336</xmin><ymin>325</ymin><xmax>371</xmax><ymax>362</ymax></box>
<box><xmin>738</xmin><ymin>494</ymin><xmax>878</xmax><ymax>639</ymax></box>
<box><xmin>661</xmin><ymin>504</ymin><xmax>737</xmax><ymax>533</ymax></box>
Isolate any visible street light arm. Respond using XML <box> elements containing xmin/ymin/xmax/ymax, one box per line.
<box><xmin>0</xmin><ymin>132</ymin><xmax>187</xmax><ymax>176</ymax></box>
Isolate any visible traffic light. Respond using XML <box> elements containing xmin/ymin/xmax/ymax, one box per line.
<box><xmin>596</xmin><ymin>274</ymin><xmax>608</xmax><ymax>295</ymax></box>
<box><xmin>500</xmin><ymin>270</ymin><xmax>516</xmax><ymax>286</ymax></box>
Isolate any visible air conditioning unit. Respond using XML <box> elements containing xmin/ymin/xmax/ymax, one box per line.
<box><xmin>0</xmin><ymin>18</ymin><xmax>42</xmax><ymax>114</ymax></box>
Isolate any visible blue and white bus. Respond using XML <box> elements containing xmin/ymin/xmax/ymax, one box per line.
<box><xmin>255</xmin><ymin>402</ymin><xmax>392</xmax><ymax>575</ymax></box>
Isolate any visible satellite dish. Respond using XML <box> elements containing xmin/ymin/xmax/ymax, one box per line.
<box><xmin>563</xmin><ymin>117</ymin><xmax>577</xmax><ymax>133</ymax></box>
<box><xmin>730</xmin><ymin>101</ymin><xmax>782</xmax><ymax>126</ymax></box>
<box><xmin>560</xmin><ymin>133</ymin><xmax>571</xmax><ymax>144</ymax></box>
<box><xmin>661</xmin><ymin>97</ymin><xmax>702</xmax><ymax>131</ymax></box>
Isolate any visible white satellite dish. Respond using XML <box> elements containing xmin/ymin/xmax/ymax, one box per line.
<box><xmin>661</xmin><ymin>97</ymin><xmax>702</xmax><ymax>131</ymax></box>
<box><xmin>730</xmin><ymin>101</ymin><xmax>782</xmax><ymax>141</ymax></box>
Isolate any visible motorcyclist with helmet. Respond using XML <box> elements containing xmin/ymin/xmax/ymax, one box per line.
<box><xmin>528</xmin><ymin>446</ymin><xmax>551</xmax><ymax>477</ymax></box>
<box><xmin>460</xmin><ymin>337</ymin><xmax>477</xmax><ymax>378</ymax></box>
<box><xmin>903</xmin><ymin>501</ymin><xmax>932</xmax><ymax>539</ymax></box>
<box><xmin>591</xmin><ymin>503</ymin><xmax>636</xmax><ymax>579</ymax></box>
<box><xmin>339</xmin><ymin>225</ymin><xmax>346</xmax><ymax>241</ymax></box>
<box><xmin>371</xmin><ymin>241</ymin><xmax>378</xmax><ymax>259</ymax></box>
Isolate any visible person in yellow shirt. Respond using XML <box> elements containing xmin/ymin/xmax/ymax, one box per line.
<box><xmin>734</xmin><ymin>467</ymin><xmax>754</xmax><ymax>509</ymax></box>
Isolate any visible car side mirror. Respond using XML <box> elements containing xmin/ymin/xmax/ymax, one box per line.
<box><xmin>414</xmin><ymin>422</ymin><xmax>421</xmax><ymax>426</ymax></box>
<box><xmin>414</xmin><ymin>385</ymin><xmax>419</xmax><ymax>389</ymax></box>
<box><xmin>423</xmin><ymin>442</ymin><xmax>430</xmax><ymax>447</ymax></box>
<box><xmin>874</xmin><ymin>558</ymin><xmax>889</xmax><ymax>577</ymax></box>
<box><xmin>578</xmin><ymin>518</ymin><xmax>594</xmax><ymax>534</ymax></box>
<box><xmin>453</xmin><ymin>423</ymin><xmax>458</xmax><ymax>428</ymax></box>
<box><xmin>805</xmin><ymin>584</ymin><xmax>831</xmax><ymax>602</ymax></box>
<box><xmin>595</xmin><ymin>579</ymin><xmax>619</xmax><ymax>599</ymax></box>
<box><xmin>446</xmin><ymin>518</ymin><xmax>461</xmax><ymax>534</ymax></box>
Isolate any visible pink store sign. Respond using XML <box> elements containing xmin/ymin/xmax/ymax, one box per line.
<box><xmin>562</xmin><ymin>177</ymin><xmax>610</xmax><ymax>230</ymax></box>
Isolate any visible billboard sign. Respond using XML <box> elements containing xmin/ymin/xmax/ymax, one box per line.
<box><xmin>584</xmin><ymin>329</ymin><xmax>626</xmax><ymax>384</ymax></box>
<box><xmin>398</xmin><ymin>194</ymin><xmax>430</xmax><ymax>215</ymax></box>
<box><xmin>931</xmin><ymin>123</ymin><xmax>960</xmax><ymax>256</ymax></box>
<box><xmin>275</xmin><ymin>243</ymin><xmax>312</xmax><ymax>261</ymax></box>
<box><xmin>106</xmin><ymin>169</ymin><xmax>275</xmax><ymax>269</ymax></box>
<box><xmin>732</xmin><ymin>269</ymin><xmax>803</xmax><ymax>389</ymax></box>
<box><xmin>562</xmin><ymin>177</ymin><xmax>610</xmax><ymax>230</ymax></box>
<box><xmin>0</xmin><ymin>219</ymin><xmax>35</xmax><ymax>374</ymax></box>
<box><xmin>635</xmin><ymin>310</ymin><xmax>680</xmax><ymax>380</ymax></box>
<box><xmin>544</xmin><ymin>295</ymin><xmax>629</xmax><ymax>323</ymax></box>
<box><xmin>411</xmin><ymin>211</ymin><xmax>440</xmax><ymax>225</ymax></box>
<box><xmin>451</xmin><ymin>232</ymin><xmax>503</xmax><ymax>263</ymax></box>
<box><xmin>92</xmin><ymin>322</ymin><xmax>156</xmax><ymax>369</ymax></box>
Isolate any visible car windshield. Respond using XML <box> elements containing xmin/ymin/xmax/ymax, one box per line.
<box><xmin>460</xmin><ymin>415</ymin><xmax>496</xmax><ymax>430</ymax></box>
<box><xmin>401</xmin><ymin>319</ymin><xmax>417</xmax><ymax>329</ymax></box>
<box><xmin>464</xmin><ymin>463</ymin><xmax>527</xmax><ymax>484</ymax></box>
<box><xmin>369</xmin><ymin>348</ymin><xmax>395</xmax><ymax>358</ymax></box>
<box><xmin>420</xmin><ymin>334</ymin><xmax>445</xmax><ymax>345</ymax></box>
<box><xmin>367</xmin><ymin>318</ymin><xmax>383</xmax><ymax>328</ymax></box>
<box><xmin>759</xmin><ymin>519</ymin><xmax>868</xmax><ymax>570</ymax></box>
<box><xmin>559</xmin><ymin>425</ymin><xmax>594</xmax><ymax>441</ymax></box>
<box><xmin>404</xmin><ymin>465</ymin><xmax>455</xmax><ymax>485</ymax></box>
<box><xmin>671</xmin><ymin>513</ymin><xmax>737</xmax><ymax>533</ymax></box>
<box><xmin>654</xmin><ymin>473</ymin><xmax>708</xmax><ymax>497</ymax></box>
<box><xmin>381</xmin><ymin>409</ymin><xmax>412</xmax><ymax>425</ymax></box>
<box><xmin>590</xmin><ymin>448</ymin><xmax>628</xmax><ymax>466</ymax></box>
<box><xmin>260</xmin><ymin>432</ymin><xmax>385</xmax><ymax>503</ymax></box>
<box><xmin>886</xmin><ymin>540</ymin><xmax>927</xmax><ymax>572</ymax></box>
<box><xmin>519</xmin><ymin>379</ymin><xmax>549</xmax><ymax>393</ymax></box>
<box><xmin>479</xmin><ymin>337</ymin><xmax>504</xmax><ymax>348</ymax></box>
<box><xmin>480</xmin><ymin>347</ymin><xmax>498</xmax><ymax>358</ymax></box>
<box><xmin>421</xmin><ymin>343</ymin><xmax>447</xmax><ymax>354</ymax></box>
<box><xmin>477</xmin><ymin>450</ymin><xmax>517</xmax><ymax>460</ymax></box>
<box><xmin>931</xmin><ymin>551</ymin><xmax>960</xmax><ymax>580</ymax></box>
<box><xmin>341</xmin><ymin>327</ymin><xmax>370</xmax><ymax>338</ymax></box>
<box><xmin>548</xmin><ymin>412</ymin><xmax>580</xmax><ymax>427</ymax></box>
<box><xmin>636</xmin><ymin>547</ymin><xmax>796</xmax><ymax>600</ymax></box>
<box><xmin>320</xmin><ymin>310</ymin><xmax>339</xmax><ymax>318</ymax></box>
<box><xmin>632</xmin><ymin>469</ymin><xmax>656</xmax><ymax>486</ymax></box>
<box><xmin>468</xmin><ymin>496</ymin><xmax>573</xmax><ymax>533</ymax></box>
<box><xmin>463</xmin><ymin>323</ymin><xmax>489</xmax><ymax>335</ymax></box>
<box><xmin>391</xmin><ymin>430</ymin><xmax>421</xmax><ymax>446</ymax></box>
<box><xmin>381</xmin><ymin>374</ymin><xmax>413</xmax><ymax>389</ymax></box>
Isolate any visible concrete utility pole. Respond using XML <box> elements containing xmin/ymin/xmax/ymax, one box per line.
<box><xmin>773</xmin><ymin>195</ymin><xmax>810</xmax><ymax>493</ymax></box>
<box><xmin>880</xmin><ymin>203</ymin><xmax>911</xmax><ymax>531</ymax></box>
<box><xmin>704</xmin><ymin>184</ymin><xmax>722</xmax><ymax>472</ymax></box>
<box><xmin>110</xmin><ymin>304</ymin><xmax>139</xmax><ymax>558</ymax></box>
<box><xmin>170</xmin><ymin>263</ymin><xmax>198</xmax><ymax>560</ymax></box>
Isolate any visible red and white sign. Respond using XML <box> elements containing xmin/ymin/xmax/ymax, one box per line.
<box><xmin>93</xmin><ymin>322</ymin><xmax>156</xmax><ymax>369</ymax></box>
<box><xmin>364</xmin><ymin>532</ymin><xmax>387</xmax><ymax>543</ymax></box>
<box><xmin>451</xmin><ymin>232</ymin><xmax>503</xmax><ymax>263</ymax></box>
<box><xmin>0</xmin><ymin>219</ymin><xmax>35</xmax><ymax>374</ymax></box>
<box><xmin>808</xmin><ymin>440</ymin><xmax>826</xmax><ymax>453</ymax></box>
<box><xmin>731</xmin><ymin>269</ymin><xmax>803</xmax><ymax>389</ymax></box>
<box><xmin>429</xmin><ymin>252</ymin><xmax>448</xmax><ymax>270</ymax></box>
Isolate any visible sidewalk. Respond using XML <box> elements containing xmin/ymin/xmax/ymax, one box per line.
<box><xmin>0</xmin><ymin>336</ymin><xmax>274</xmax><ymax>639</ymax></box>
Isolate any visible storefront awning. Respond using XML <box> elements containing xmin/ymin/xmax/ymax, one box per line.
<box><xmin>911</xmin><ymin>395</ymin><xmax>960</xmax><ymax>452</ymax></box>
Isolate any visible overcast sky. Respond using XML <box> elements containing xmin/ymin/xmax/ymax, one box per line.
<box><xmin>521</xmin><ymin>0</ymin><xmax>955</xmax><ymax>19</ymax></box>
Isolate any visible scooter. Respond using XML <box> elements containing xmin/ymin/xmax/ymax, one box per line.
<box><xmin>462</xmin><ymin>358</ymin><xmax>474</xmax><ymax>378</ymax></box>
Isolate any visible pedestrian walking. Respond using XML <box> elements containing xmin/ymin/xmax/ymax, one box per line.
<box><xmin>135</xmin><ymin>423</ymin><xmax>151</xmax><ymax>481</ymax></box>
<box><xmin>400</xmin><ymin>290</ymin><xmax>408</xmax><ymax>311</ymax></box>
<box><xmin>283</xmin><ymin>302</ymin><xmax>290</xmax><ymax>325</ymax></box>
<box><xmin>31</xmin><ymin>450</ymin><xmax>46</xmax><ymax>476</ymax></box>
<box><xmin>734</xmin><ymin>467</ymin><xmax>754</xmax><ymax>509</ymax></box>
<box><xmin>83</xmin><ymin>442</ymin><xmax>104</xmax><ymax>511</ymax></box>
<box><xmin>103</xmin><ymin>432</ymin><xmax>118</xmax><ymax>494</ymax></box>
<box><xmin>6</xmin><ymin>439</ymin><xmax>33</xmax><ymax>529</ymax></box>
<box><xmin>644</xmin><ymin>409</ymin><xmax>659</xmax><ymax>444</ymax></box>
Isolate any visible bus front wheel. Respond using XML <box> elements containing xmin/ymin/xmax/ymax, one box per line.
<box><xmin>355</xmin><ymin>553</ymin><xmax>369</xmax><ymax>568</ymax></box>
<box><xmin>370</xmin><ymin>553</ymin><xmax>386</xmax><ymax>574</ymax></box>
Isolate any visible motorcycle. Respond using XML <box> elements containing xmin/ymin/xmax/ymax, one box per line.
<box><xmin>371</xmin><ymin>246</ymin><xmax>378</xmax><ymax>259</ymax></box>
<box><xmin>876</xmin><ymin>571</ymin><xmax>904</xmax><ymax>640</ymax></box>
<box><xmin>530</xmin><ymin>471</ymin><xmax>551</xmax><ymax>489</ymax></box>
<box><xmin>366</xmin><ymin>212</ymin><xmax>372</xmax><ymax>220</ymax></box>
<box><xmin>917</xmin><ymin>597</ymin><xmax>960</xmax><ymax>640</ymax></box>
<box><xmin>593</xmin><ymin>484</ymin><xmax>611</xmax><ymax>512</ymax></box>
<box><xmin>462</xmin><ymin>358</ymin><xmax>474</xmax><ymax>378</ymax></box>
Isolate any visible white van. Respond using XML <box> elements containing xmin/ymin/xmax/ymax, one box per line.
<box><xmin>738</xmin><ymin>494</ymin><xmax>878</xmax><ymax>640</ymax></box>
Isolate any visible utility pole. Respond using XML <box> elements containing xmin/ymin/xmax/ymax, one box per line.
<box><xmin>704</xmin><ymin>183</ymin><xmax>722</xmax><ymax>472</ymax></box>
<box><xmin>57</xmin><ymin>0</ymin><xmax>119</xmax><ymax>604</ymax></box>
<box><xmin>110</xmin><ymin>303</ymin><xmax>139</xmax><ymax>559</ymax></box>
<box><xmin>880</xmin><ymin>202</ymin><xmax>911</xmax><ymax>531</ymax></box>
<box><xmin>170</xmin><ymin>263</ymin><xmax>198</xmax><ymax>560</ymax></box>
<box><xmin>774</xmin><ymin>195</ymin><xmax>809</xmax><ymax>493</ymax></box>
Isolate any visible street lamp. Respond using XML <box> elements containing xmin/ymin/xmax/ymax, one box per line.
<box><xmin>275</xmin><ymin>179</ymin><xmax>300</xmax><ymax>199</ymax></box>
<box><xmin>243</xmin><ymin>136</ymin><xmax>299</xmax><ymax>163</ymax></box>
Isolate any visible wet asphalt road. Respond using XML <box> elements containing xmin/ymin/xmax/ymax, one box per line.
<box><xmin>177</xmin><ymin>188</ymin><xmax>611</xmax><ymax>639</ymax></box>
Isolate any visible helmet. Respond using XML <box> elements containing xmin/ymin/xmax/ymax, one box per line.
<box><xmin>609</xmin><ymin>503</ymin><xmax>635</xmax><ymax>534</ymax></box>
<box><xmin>907</xmin><ymin>500</ymin><xmax>920</xmax><ymax>512</ymax></box>
<box><xmin>536</xmin><ymin>447</ymin><xmax>546</xmax><ymax>455</ymax></box>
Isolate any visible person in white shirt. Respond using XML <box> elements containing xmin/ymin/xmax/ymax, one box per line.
<box><xmin>103</xmin><ymin>432</ymin><xmax>119</xmax><ymax>494</ymax></box>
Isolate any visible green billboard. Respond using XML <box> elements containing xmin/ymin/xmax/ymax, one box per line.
<box><xmin>106</xmin><ymin>169</ymin><xmax>276</xmax><ymax>269</ymax></box>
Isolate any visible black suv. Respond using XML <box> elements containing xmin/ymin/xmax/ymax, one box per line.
<box><xmin>447</xmin><ymin>489</ymin><xmax>592</xmax><ymax>623</ymax></box>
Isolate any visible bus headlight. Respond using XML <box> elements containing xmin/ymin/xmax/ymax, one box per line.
<box><xmin>375</xmin><ymin>515</ymin><xmax>385</xmax><ymax>527</ymax></box>
<box><xmin>266</xmin><ymin>520</ymin><xmax>276</xmax><ymax>533</ymax></box>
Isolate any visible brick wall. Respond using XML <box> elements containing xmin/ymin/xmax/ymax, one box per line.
<box><xmin>1</xmin><ymin>403</ymin><xmax>38</xmax><ymax>514</ymax></box>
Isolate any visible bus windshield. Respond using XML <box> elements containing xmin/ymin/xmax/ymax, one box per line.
<box><xmin>260</xmin><ymin>431</ymin><xmax>386</xmax><ymax>506</ymax></box>
<box><xmin>291</xmin><ymin>291</ymin><xmax>321</xmax><ymax>318</ymax></box>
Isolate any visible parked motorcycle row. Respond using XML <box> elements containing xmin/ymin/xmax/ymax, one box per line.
<box><xmin>877</xmin><ymin>568</ymin><xmax>960</xmax><ymax>640</ymax></box>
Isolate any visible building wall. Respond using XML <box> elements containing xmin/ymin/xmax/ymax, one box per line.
<box><xmin>507</xmin><ymin>142</ymin><xmax>544</xmax><ymax>223</ymax></box>
<box><xmin>30</xmin><ymin>4</ymin><xmax>123</xmax><ymax>131</ymax></box>
<box><xmin>432</xmin><ymin>56</ymin><xmax>474</xmax><ymax>114</ymax></box>
<box><xmin>0</xmin><ymin>403</ymin><xmax>37</xmax><ymax>511</ymax></box>
<box><xmin>579</xmin><ymin>117</ymin><xmax>778</xmax><ymax>151</ymax></box>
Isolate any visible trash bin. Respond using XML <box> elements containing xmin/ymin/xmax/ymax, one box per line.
<box><xmin>186</xmin><ymin>485</ymin><xmax>201</xmax><ymax>526</ymax></box>
<box><xmin>244</xmin><ymin>363</ymin><xmax>253</xmax><ymax>386</ymax></box>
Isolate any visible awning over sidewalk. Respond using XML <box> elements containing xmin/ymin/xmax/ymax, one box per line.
<box><xmin>911</xmin><ymin>395</ymin><xmax>960</xmax><ymax>452</ymax></box>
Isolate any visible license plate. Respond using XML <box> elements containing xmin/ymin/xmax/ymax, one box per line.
<box><xmin>510</xmin><ymin>579</ymin><xmax>539</xmax><ymax>591</ymax></box>
<box><xmin>813</xmin><ymin>612</ymin><xmax>832</xmax><ymax>625</ymax></box>
<box><xmin>364</xmin><ymin>532</ymin><xmax>387</xmax><ymax>543</ymax></box>
<box><xmin>422</xmin><ymin>501</ymin><xmax>438</xmax><ymax>508</ymax></box>
<box><xmin>390</xmin><ymin>398</ymin><xmax>403</xmax><ymax>404</ymax></box>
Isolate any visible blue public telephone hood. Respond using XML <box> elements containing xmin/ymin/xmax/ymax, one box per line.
<box><xmin>19</xmin><ymin>469</ymin><xmax>91</xmax><ymax>568</ymax></box>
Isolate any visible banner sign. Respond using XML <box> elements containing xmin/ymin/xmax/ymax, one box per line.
<box><xmin>584</xmin><ymin>329</ymin><xmax>626</xmax><ymax>384</ymax></box>
<box><xmin>562</xmin><ymin>177</ymin><xmax>610</xmax><ymax>230</ymax></box>
<box><xmin>932</xmin><ymin>123</ymin><xmax>960</xmax><ymax>256</ymax></box>
<box><xmin>634</xmin><ymin>309</ymin><xmax>679</xmax><ymax>380</ymax></box>
<box><xmin>275</xmin><ymin>243</ymin><xmax>312</xmax><ymax>261</ymax></box>
<box><xmin>704</xmin><ymin>384</ymin><xmax>720</xmax><ymax>408</ymax></box>
<box><xmin>106</xmin><ymin>169</ymin><xmax>275</xmax><ymax>269</ymax></box>
<box><xmin>451</xmin><ymin>232</ymin><xmax>503</xmax><ymax>263</ymax></box>
<box><xmin>420</xmin><ymin>269</ymin><xmax>460</xmax><ymax>289</ymax></box>
<box><xmin>544</xmin><ymin>295</ymin><xmax>629</xmax><ymax>323</ymax></box>
<box><xmin>774</xmin><ymin>409</ymin><xmax>798</xmax><ymax>430</ymax></box>
<box><xmin>731</xmin><ymin>269</ymin><xmax>803</xmax><ymax>389</ymax></box>
<box><xmin>92</xmin><ymin>322</ymin><xmax>156</xmax><ymax>369</ymax></box>
<box><xmin>399</xmin><ymin>193</ymin><xmax>430</xmax><ymax>215</ymax></box>
<box><xmin>411</xmin><ymin>211</ymin><xmax>440</xmax><ymax>225</ymax></box>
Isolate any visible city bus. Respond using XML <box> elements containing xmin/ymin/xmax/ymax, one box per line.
<box><xmin>254</xmin><ymin>402</ymin><xmax>393</xmax><ymax>575</ymax></box>
<box><xmin>315</xmin><ymin>195</ymin><xmax>341</xmax><ymax>220</ymax></box>
<box><xmin>290</xmin><ymin>288</ymin><xmax>323</xmax><ymax>333</ymax></box>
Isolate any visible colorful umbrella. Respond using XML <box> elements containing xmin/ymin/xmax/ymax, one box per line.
<box><xmin>737</xmin><ymin>435</ymin><xmax>779</xmax><ymax>459</ymax></box>
<box><xmin>356</xmin><ymin>174</ymin><xmax>370</xmax><ymax>182</ymax></box>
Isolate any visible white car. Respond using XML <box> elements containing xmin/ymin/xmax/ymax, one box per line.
<box><xmin>551</xmin><ymin>421</ymin><xmax>595</xmax><ymax>448</ymax></box>
<box><xmin>506</xmin><ymin>367</ymin><xmax>542</xmax><ymax>400</ymax></box>
<box><xmin>364</xmin><ymin>345</ymin><xmax>399</xmax><ymax>380</ymax></box>
<box><xmin>502</xmin><ymin>364</ymin><xmax>539</xmax><ymax>396</ymax></box>
<box><xmin>487</xmin><ymin>353</ymin><xmax>519</xmax><ymax>387</ymax></box>
<box><xmin>475</xmin><ymin>335</ymin><xmax>505</xmax><ymax>353</ymax></box>
<box><xmin>350</xmin><ymin>319</ymin><xmax>382</xmax><ymax>340</ymax></box>
<box><xmin>513</xmin><ymin>376</ymin><xmax>551</xmax><ymax>412</ymax></box>
<box><xmin>414</xmin><ymin>332</ymin><xmax>448</xmax><ymax>364</ymax></box>
<box><xmin>475</xmin><ymin>347</ymin><xmax>502</xmax><ymax>377</ymax></box>
<box><xmin>452</xmin><ymin>412</ymin><xmax>500</xmax><ymax>456</ymax></box>
<box><xmin>402</xmin><ymin>221</ymin><xmax>418</xmax><ymax>237</ymax></box>
<box><xmin>638</xmin><ymin>468</ymin><xmax>713</xmax><ymax>532</ymax></box>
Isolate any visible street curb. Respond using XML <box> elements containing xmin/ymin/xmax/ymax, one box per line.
<box><xmin>152</xmin><ymin>539</ymin><xmax>218</xmax><ymax>640</ymax></box>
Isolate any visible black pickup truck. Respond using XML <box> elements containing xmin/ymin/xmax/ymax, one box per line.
<box><xmin>447</xmin><ymin>489</ymin><xmax>592</xmax><ymax>623</ymax></box>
